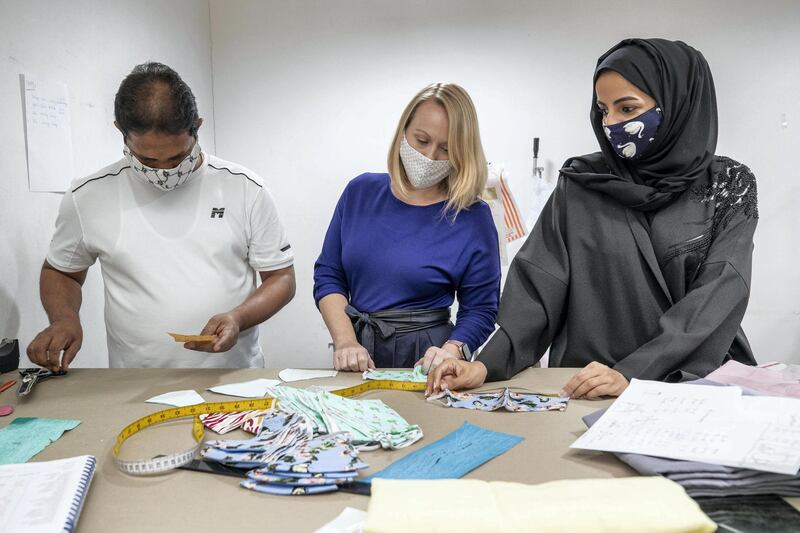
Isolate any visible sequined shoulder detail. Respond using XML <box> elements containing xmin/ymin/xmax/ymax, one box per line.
<box><xmin>694</xmin><ymin>156</ymin><xmax>759</xmax><ymax>232</ymax></box>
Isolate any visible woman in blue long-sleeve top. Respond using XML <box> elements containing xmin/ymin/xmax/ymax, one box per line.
<box><xmin>314</xmin><ymin>83</ymin><xmax>501</xmax><ymax>372</ymax></box>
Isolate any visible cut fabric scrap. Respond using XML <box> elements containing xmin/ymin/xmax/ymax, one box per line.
<box><xmin>364</xmin><ymin>477</ymin><xmax>716</xmax><ymax>533</ymax></box>
<box><xmin>706</xmin><ymin>360</ymin><xmax>800</xmax><ymax>398</ymax></box>
<box><xmin>428</xmin><ymin>388</ymin><xmax>568</xmax><ymax>412</ymax></box>
<box><xmin>200</xmin><ymin>410</ymin><xmax>271</xmax><ymax>435</ymax></box>
<box><xmin>279</xmin><ymin>369</ymin><xmax>338</xmax><ymax>382</ymax></box>
<box><xmin>207</xmin><ymin>378</ymin><xmax>280</xmax><ymax>398</ymax></box>
<box><xmin>145</xmin><ymin>389</ymin><xmax>205</xmax><ymax>407</ymax></box>
<box><xmin>314</xmin><ymin>507</ymin><xmax>368</xmax><ymax>533</ymax></box>
<box><xmin>362</xmin><ymin>366</ymin><xmax>427</xmax><ymax>383</ymax></box>
<box><xmin>366</xmin><ymin>422</ymin><xmax>522</xmax><ymax>482</ymax></box>
<box><xmin>0</xmin><ymin>417</ymin><xmax>81</xmax><ymax>464</ymax></box>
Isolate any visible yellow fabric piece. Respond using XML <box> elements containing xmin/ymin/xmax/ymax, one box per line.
<box><xmin>364</xmin><ymin>477</ymin><xmax>716</xmax><ymax>533</ymax></box>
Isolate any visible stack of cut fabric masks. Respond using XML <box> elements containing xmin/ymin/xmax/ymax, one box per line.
<box><xmin>200</xmin><ymin>387</ymin><xmax>422</xmax><ymax>495</ymax></box>
<box><xmin>583</xmin><ymin>361</ymin><xmax>800</xmax><ymax>498</ymax></box>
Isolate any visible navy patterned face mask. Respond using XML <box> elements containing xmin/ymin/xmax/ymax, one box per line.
<box><xmin>603</xmin><ymin>106</ymin><xmax>662</xmax><ymax>160</ymax></box>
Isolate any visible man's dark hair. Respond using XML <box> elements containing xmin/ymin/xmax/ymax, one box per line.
<box><xmin>114</xmin><ymin>62</ymin><xmax>199</xmax><ymax>137</ymax></box>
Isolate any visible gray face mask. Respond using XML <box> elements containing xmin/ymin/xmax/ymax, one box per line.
<box><xmin>124</xmin><ymin>141</ymin><xmax>202</xmax><ymax>191</ymax></box>
<box><xmin>399</xmin><ymin>135</ymin><xmax>451</xmax><ymax>189</ymax></box>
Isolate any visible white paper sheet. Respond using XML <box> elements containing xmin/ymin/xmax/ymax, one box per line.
<box><xmin>314</xmin><ymin>507</ymin><xmax>366</xmax><ymax>533</ymax></box>
<box><xmin>22</xmin><ymin>75</ymin><xmax>75</xmax><ymax>192</ymax></box>
<box><xmin>207</xmin><ymin>378</ymin><xmax>280</xmax><ymax>398</ymax></box>
<box><xmin>571</xmin><ymin>379</ymin><xmax>800</xmax><ymax>475</ymax></box>
<box><xmin>145</xmin><ymin>390</ymin><xmax>206</xmax><ymax>407</ymax></box>
<box><xmin>279</xmin><ymin>369</ymin><xmax>338</xmax><ymax>382</ymax></box>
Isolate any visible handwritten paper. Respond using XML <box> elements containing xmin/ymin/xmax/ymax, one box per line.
<box><xmin>145</xmin><ymin>390</ymin><xmax>205</xmax><ymax>407</ymax></box>
<box><xmin>22</xmin><ymin>75</ymin><xmax>75</xmax><ymax>192</ymax></box>
<box><xmin>279</xmin><ymin>369</ymin><xmax>338</xmax><ymax>382</ymax></box>
<box><xmin>571</xmin><ymin>379</ymin><xmax>800</xmax><ymax>475</ymax></box>
<box><xmin>207</xmin><ymin>378</ymin><xmax>280</xmax><ymax>398</ymax></box>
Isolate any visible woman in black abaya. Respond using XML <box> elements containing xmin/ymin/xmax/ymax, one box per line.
<box><xmin>426</xmin><ymin>38</ymin><xmax>759</xmax><ymax>399</ymax></box>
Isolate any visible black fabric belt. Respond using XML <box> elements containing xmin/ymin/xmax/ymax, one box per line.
<box><xmin>345</xmin><ymin>305</ymin><xmax>451</xmax><ymax>357</ymax></box>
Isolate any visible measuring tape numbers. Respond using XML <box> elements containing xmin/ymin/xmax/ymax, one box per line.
<box><xmin>113</xmin><ymin>380</ymin><xmax>426</xmax><ymax>475</ymax></box>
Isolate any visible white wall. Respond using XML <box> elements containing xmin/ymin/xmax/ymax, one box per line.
<box><xmin>3</xmin><ymin>1</ymin><xmax>797</xmax><ymax>370</ymax></box>
<box><xmin>209</xmin><ymin>0</ymin><xmax>800</xmax><ymax>368</ymax></box>
<box><xmin>0</xmin><ymin>0</ymin><xmax>216</xmax><ymax>367</ymax></box>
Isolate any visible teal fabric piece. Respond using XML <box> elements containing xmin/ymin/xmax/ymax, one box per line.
<box><xmin>0</xmin><ymin>417</ymin><xmax>81</xmax><ymax>464</ymax></box>
<box><xmin>362</xmin><ymin>366</ymin><xmax>427</xmax><ymax>383</ymax></box>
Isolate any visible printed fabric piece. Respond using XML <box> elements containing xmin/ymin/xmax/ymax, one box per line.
<box><xmin>201</xmin><ymin>410</ymin><xmax>369</xmax><ymax>496</ymax></box>
<box><xmin>200</xmin><ymin>410</ymin><xmax>271</xmax><ymax>435</ymax></box>
<box><xmin>266</xmin><ymin>386</ymin><xmax>422</xmax><ymax>449</ymax></box>
<box><xmin>365</xmin><ymin>422</ymin><xmax>522</xmax><ymax>482</ymax></box>
<box><xmin>427</xmin><ymin>388</ymin><xmax>569</xmax><ymax>412</ymax></box>
<box><xmin>362</xmin><ymin>366</ymin><xmax>427</xmax><ymax>383</ymax></box>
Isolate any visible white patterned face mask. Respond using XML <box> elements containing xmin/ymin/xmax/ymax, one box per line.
<box><xmin>399</xmin><ymin>134</ymin><xmax>451</xmax><ymax>189</ymax></box>
<box><xmin>124</xmin><ymin>141</ymin><xmax>202</xmax><ymax>191</ymax></box>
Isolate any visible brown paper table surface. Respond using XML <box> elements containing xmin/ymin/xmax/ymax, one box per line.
<box><xmin>3</xmin><ymin>367</ymin><xmax>797</xmax><ymax>532</ymax></box>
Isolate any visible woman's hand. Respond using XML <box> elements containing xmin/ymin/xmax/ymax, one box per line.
<box><xmin>560</xmin><ymin>361</ymin><xmax>629</xmax><ymax>399</ymax></box>
<box><xmin>415</xmin><ymin>343</ymin><xmax>461</xmax><ymax>374</ymax></box>
<box><xmin>333</xmin><ymin>340</ymin><xmax>375</xmax><ymax>372</ymax></box>
<box><xmin>425</xmin><ymin>359</ymin><xmax>487</xmax><ymax>396</ymax></box>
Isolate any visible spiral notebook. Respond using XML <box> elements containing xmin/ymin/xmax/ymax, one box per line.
<box><xmin>0</xmin><ymin>455</ymin><xmax>96</xmax><ymax>533</ymax></box>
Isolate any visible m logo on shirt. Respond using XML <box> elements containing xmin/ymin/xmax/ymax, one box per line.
<box><xmin>210</xmin><ymin>208</ymin><xmax>225</xmax><ymax>219</ymax></box>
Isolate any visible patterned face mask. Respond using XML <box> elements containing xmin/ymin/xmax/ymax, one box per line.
<box><xmin>603</xmin><ymin>106</ymin><xmax>662</xmax><ymax>160</ymax></box>
<box><xmin>399</xmin><ymin>134</ymin><xmax>451</xmax><ymax>189</ymax></box>
<box><xmin>123</xmin><ymin>140</ymin><xmax>202</xmax><ymax>191</ymax></box>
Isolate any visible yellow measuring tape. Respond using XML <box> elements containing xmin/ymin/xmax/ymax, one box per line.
<box><xmin>113</xmin><ymin>380</ymin><xmax>426</xmax><ymax>475</ymax></box>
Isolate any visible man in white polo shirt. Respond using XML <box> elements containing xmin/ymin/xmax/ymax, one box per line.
<box><xmin>27</xmin><ymin>62</ymin><xmax>295</xmax><ymax>369</ymax></box>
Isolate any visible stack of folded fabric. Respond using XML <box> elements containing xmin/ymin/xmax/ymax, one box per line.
<box><xmin>583</xmin><ymin>380</ymin><xmax>800</xmax><ymax>498</ymax></box>
<box><xmin>363</xmin><ymin>477</ymin><xmax>716</xmax><ymax>533</ymax></box>
<box><xmin>201</xmin><ymin>410</ymin><xmax>368</xmax><ymax>496</ymax></box>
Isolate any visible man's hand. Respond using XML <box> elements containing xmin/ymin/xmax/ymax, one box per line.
<box><xmin>425</xmin><ymin>359</ymin><xmax>487</xmax><ymax>396</ymax></box>
<box><xmin>333</xmin><ymin>341</ymin><xmax>375</xmax><ymax>372</ymax></box>
<box><xmin>184</xmin><ymin>312</ymin><xmax>240</xmax><ymax>353</ymax></box>
<box><xmin>27</xmin><ymin>318</ymin><xmax>83</xmax><ymax>372</ymax></box>
<box><xmin>415</xmin><ymin>344</ymin><xmax>461</xmax><ymax>375</ymax></box>
<box><xmin>560</xmin><ymin>361</ymin><xmax>629</xmax><ymax>399</ymax></box>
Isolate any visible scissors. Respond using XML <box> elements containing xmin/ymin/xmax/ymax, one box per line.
<box><xmin>17</xmin><ymin>367</ymin><xmax>67</xmax><ymax>397</ymax></box>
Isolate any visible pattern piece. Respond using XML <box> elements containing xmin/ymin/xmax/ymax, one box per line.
<box><xmin>362</xmin><ymin>366</ymin><xmax>427</xmax><ymax>383</ymax></box>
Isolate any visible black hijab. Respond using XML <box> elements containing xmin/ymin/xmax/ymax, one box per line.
<box><xmin>561</xmin><ymin>38</ymin><xmax>718</xmax><ymax>211</ymax></box>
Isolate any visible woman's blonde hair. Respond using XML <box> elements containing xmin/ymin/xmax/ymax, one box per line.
<box><xmin>388</xmin><ymin>83</ymin><xmax>487</xmax><ymax>215</ymax></box>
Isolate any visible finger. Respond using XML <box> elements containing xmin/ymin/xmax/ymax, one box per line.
<box><xmin>561</xmin><ymin>366</ymin><xmax>602</xmax><ymax>397</ymax></box>
<box><xmin>433</xmin><ymin>360</ymin><xmax>459</xmax><ymax>393</ymax></box>
<box><xmin>213</xmin><ymin>327</ymin><xmax>235</xmax><ymax>352</ymax></box>
<box><xmin>200</xmin><ymin>319</ymin><xmax>219</xmax><ymax>336</ymax></box>
<box><xmin>346</xmin><ymin>352</ymin><xmax>360</xmax><ymax>372</ymax></box>
<box><xmin>367</xmin><ymin>356</ymin><xmax>376</xmax><ymax>370</ymax></box>
<box><xmin>61</xmin><ymin>339</ymin><xmax>81</xmax><ymax>371</ymax></box>
<box><xmin>572</xmin><ymin>375</ymin><xmax>608</xmax><ymax>399</ymax></box>
<box><xmin>357</xmin><ymin>353</ymin><xmax>370</xmax><ymax>373</ymax></box>
<box><xmin>27</xmin><ymin>336</ymin><xmax>47</xmax><ymax>366</ymax></box>
<box><xmin>45</xmin><ymin>335</ymin><xmax>69</xmax><ymax>372</ymax></box>
<box><xmin>333</xmin><ymin>351</ymin><xmax>343</xmax><ymax>370</ymax></box>
<box><xmin>584</xmin><ymin>383</ymin><xmax>612</xmax><ymax>399</ymax></box>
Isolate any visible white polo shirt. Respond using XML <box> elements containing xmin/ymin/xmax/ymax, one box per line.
<box><xmin>47</xmin><ymin>153</ymin><xmax>293</xmax><ymax>368</ymax></box>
